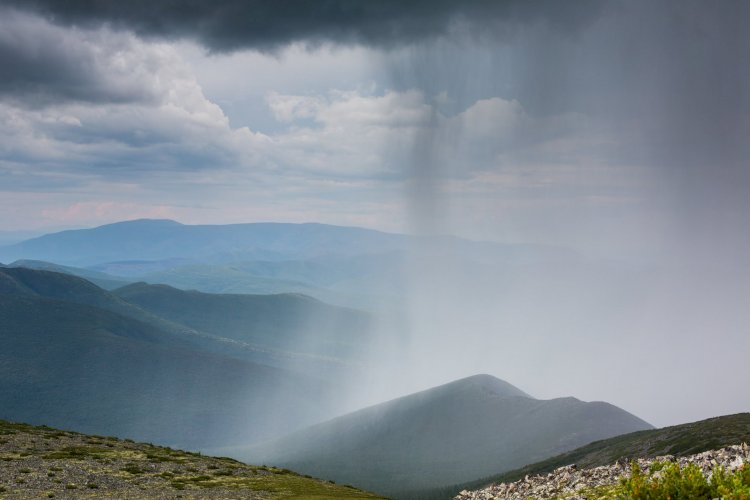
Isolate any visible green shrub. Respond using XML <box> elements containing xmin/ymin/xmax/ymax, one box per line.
<box><xmin>615</xmin><ymin>461</ymin><xmax>750</xmax><ymax>499</ymax></box>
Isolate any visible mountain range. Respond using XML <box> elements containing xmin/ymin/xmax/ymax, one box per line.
<box><xmin>0</xmin><ymin>219</ymin><xmax>407</xmax><ymax>266</ymax></box>
<box><xmin>0</xmin><ymin>220</ymin><xmax>675</xmax><ymax>500</ymax></box>
<box><xmin>0</xmin><ymin>267</ymin><xmax>372</xmax><ymax>449</ymax></box>
<box><xmin>0</xmin><ymin>219</ymin><xmax>580</xmax><ymax>310</ymax></box>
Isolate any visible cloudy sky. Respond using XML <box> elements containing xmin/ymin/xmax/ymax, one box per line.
<box><xmin>1</xmin><ymin>0</ymin><xmax>748</xmax><ymax>262</ymax></box>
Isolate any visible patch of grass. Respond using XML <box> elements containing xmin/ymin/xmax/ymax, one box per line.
<box><xmin>145</xmin><ymin>452</ymin><xmax>179</xmax><ymax>463</ymax></box>
<box><xmin>120</xmin><ymin>464</ymin><xmax>148</xmax><ymax>475</ymax></box>
<box><xmin>42</xmin><ymin>445</ymin><xmax>112</xmax><ymax>460</ymax></box>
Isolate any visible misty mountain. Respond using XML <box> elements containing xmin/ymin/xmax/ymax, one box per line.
<box><xmin>113</xmin><ymin>281</ymin><xmax>372</xmax><ymax>362</ymax></box>
<box><xmin>0</xmin><ymin>267</ymin><xmax>380</xmax><ymax>449</ymax></box>
<box><xmin>0</xmin><ymin>219</ymin><xmax>406</xmax><ymax>267</ymax></box>
<box><xmin>238</xmin><ymin>374</ymin><xmax>652</xmax><ymax>497</ymax></box>
<box><xmin>0</xmin><ymin>293</ymin><xmax>338</xmax><ymax>450</ymax></box>
<box><xmin>119</xmin><ymin>252</ymin><xmax>408</xmax><ymax>308</ymax></box>
<box><xmin>0</xmin><ymin>266</ymin><xmax>209</xmax><ymax>343</ymax></box>
<box><xmin>0</xmin><ymin>267</ymin><xmax>372</xmax><ymax>377</ymax></box>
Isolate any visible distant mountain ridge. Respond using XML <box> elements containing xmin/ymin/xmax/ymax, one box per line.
<box><xmin>0</xmin><ymin>219</ymin><xmax>582</xmax><ymax>311</ymax></box>
<box><xmin>4</xmin><ymin>259</ymin><xmax>131</xmax><ymax>289</ymax></box>
<box><xmin>113</xmin><ymin>281</ymin><xmax>372</xmax><ymax>363</ymax></box>
<box><xmin>0</xmin><ymin>219</ymin><xmax>406</xmax><ymax>266</ymax></box>
<box><xmin>237</xmin><ymin>374</ymin><xmax>652</xmax><ymax>498</ymax></box>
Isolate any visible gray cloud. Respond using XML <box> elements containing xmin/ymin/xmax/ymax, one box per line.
<box><xmin>377</xmin><ymin>0</ymin><xmax>750</xmax><ymax>261</ymax></box>
<box><xmin>0</xmin><ymin>9</ymin><xmax>163</xmax><ymax>106</ymax></box>
<box><xmin>2</xmin><ymin>0</ymin><xmax>600</xmax><ymax>52</ymax></box>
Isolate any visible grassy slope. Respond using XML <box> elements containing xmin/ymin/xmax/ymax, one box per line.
<box><xmin>427</xmin><ymin>413</ymin><xmax>750</xmax><ymax>500</ymax></box>
<box><xmin>0</xmin><ymin>419</ymin><xmax>388</xmax><ymax>499</ymax></box>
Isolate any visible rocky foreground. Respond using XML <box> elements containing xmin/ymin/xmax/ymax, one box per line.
<box><xmin>0</xmin><ymin>419</ymin><xmax>386</xmax><ymax>499</ymax></box>
<box><xmin>456</xmin><ymin>443</ymin><xmax>749</xmax><ymax>500</ymax></box>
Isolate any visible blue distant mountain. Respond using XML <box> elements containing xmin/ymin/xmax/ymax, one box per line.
<box><xmin>0</xmin><ymin>219</ymin><xmax>406</xmax><ymax>267</ymax></box>
<box><xmin>0</xmin><ymin>219</ymin><xmax>581</xmax><ymax>311</ymax></box>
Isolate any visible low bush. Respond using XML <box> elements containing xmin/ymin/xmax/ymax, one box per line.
<box><xmin>615</xmin><ymin>461</ymin><xmax>750</xmax><ymax>499</ymax></box>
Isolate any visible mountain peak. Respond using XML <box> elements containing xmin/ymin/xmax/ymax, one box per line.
<box><xmin>427</xmin><ymin>374</ymin><xmax>532</xmax><ymax>401</ymax></box>
<box><xmin>97</xmin><ymin>219</ymin><xmax>183</xmax><ymax>228</ymax></box>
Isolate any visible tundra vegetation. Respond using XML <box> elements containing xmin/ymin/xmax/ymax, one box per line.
<box><xmin>0</xmin><ymin>419</ymin><xmax>386</xmax><ymax>499</ymax></box>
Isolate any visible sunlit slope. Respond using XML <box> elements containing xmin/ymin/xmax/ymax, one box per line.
<box><xmin>0</xmin><ymin>270</ymin><xmax>346</xmax><ymax>449</ymax></box>
<box><xmin>243</xmin><ymin>375</ymin><xmax>652</xmax><ymax>497</ymax></box>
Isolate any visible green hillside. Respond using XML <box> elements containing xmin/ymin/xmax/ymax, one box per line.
<box><xmin>0</xmin><ymin>419</ymin><xmax>388</xmax><ymax>499</ymax></box>
<box><xmin>441</xmin><ymin>413</ymin><xmax>750</xmax><ymax>499</ymax></box>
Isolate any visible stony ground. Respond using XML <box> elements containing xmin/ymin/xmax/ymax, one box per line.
<box><xmin>455</xmin><ymin>443</ymin><xmax>750</xmax><ymax>500</ymax></box>
<box><xmin>0</xmin><ymin>420</ymin><xmax>386</xmax><ymax>499</ymax></box>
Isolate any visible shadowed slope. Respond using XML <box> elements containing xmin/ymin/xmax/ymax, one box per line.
<box><xmin>0</xmin><ymin>270</ymin><xmax>351</xmax><ymax>449</ymax></box>
<box><xmin>113</xmin><ymin>281</ymin><xmax>372</xmax><ymax>362</ymax></box>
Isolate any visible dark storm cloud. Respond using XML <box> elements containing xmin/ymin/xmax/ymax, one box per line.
<box><xmin>1</xmin><ymin>0</ymin><xmax>600</xmax><ymax>52</ymax></box>
<box><xmin>0</xmin><ymin>9</ymin><xmax>159</xmax><ymax>106</ymax></box>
